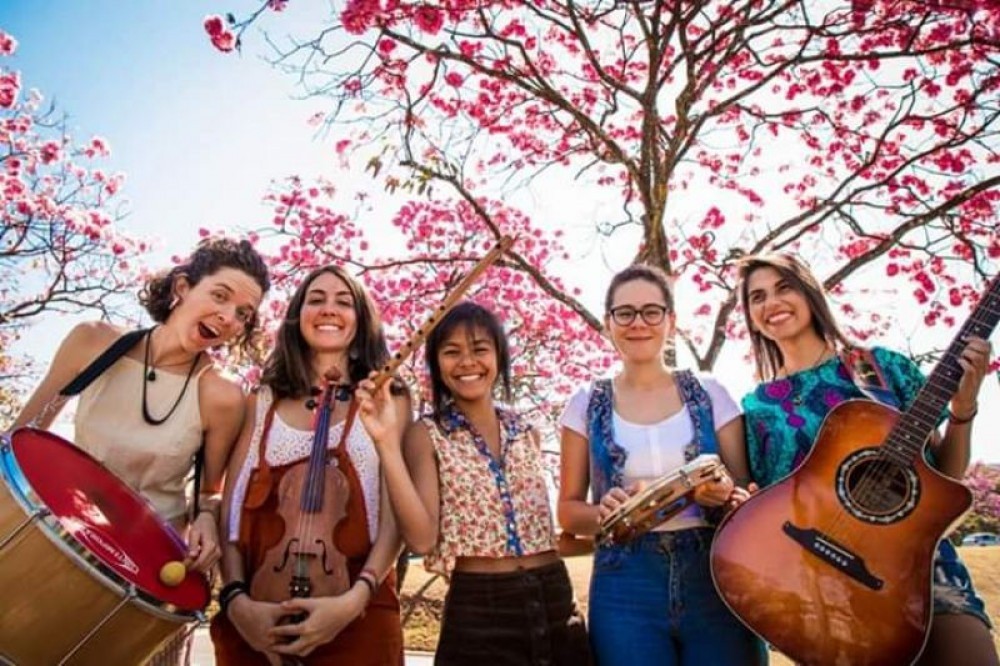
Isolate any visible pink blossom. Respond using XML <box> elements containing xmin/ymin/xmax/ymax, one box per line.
<box><xmin>0</xmin><ymin>31</ymin><xmax>18</xmax><ymax>56</ymax></box>
<box><xmin>39</xmin><ymin>140</ymin><xmax>61</xmax><ymax>164</ymax></box>
<box><xmin>0</xmin><ymin>71</ymin><xmax>21</xmax><ymax>108</ymax></box>
<box><xmin>268</xmin><ymin>0</ymin><xmax>288</xmax><ymax>11</ymax></box>
<box><xmin>203</xmin><ymin>15</ymin><xmax>225</xmax><ymax>38</ymax></box>
<box><xmin>444</xmin><ymin>72</ymin><xmax>464</xmax><ymax>87</ymax></box>
<box><xmin>413</xmin><ymin>5</ymin><xmax>444</xmax><ymax>35</ymax></box>
<box><xmin>211</xmin><ymin>31</ymin><xmax>237</xmax><ymax>53</ymax></box>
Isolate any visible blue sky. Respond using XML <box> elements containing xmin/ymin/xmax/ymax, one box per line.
<box><xmin>2</xmin><ymin>2</ymin><xmax>997</xmax><ymax>462</ymax></box>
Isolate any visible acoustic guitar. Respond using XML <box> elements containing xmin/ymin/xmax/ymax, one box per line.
<box><xmin>710</xmin><ymin>275</ymin><xmax>999</xmax><ymax>666</ymax></box>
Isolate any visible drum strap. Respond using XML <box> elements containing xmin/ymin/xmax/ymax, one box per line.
<box><xmin>58</xmin><ymin>328</ymin><xmax>150</xmax><ymax>396</ymax></box>
<box><xmin>57</xmin><ymin>327</ymin><xmax>209</xmax><ymax>517</ymax></box>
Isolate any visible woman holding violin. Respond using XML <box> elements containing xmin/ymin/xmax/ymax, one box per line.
<box><xmin>12</xmin><ymin>237</ymin><xmax>270</xmax><ymax>665</ymax></box>
<box><xmin>211</xmin><ymin>265</ymin><xmax>410</xmax><ymax>665</ymax></box>
<box><xmin>557</xmin><ymin>264</ymin><xmax>765</xmax><ymax>666</ymax></box>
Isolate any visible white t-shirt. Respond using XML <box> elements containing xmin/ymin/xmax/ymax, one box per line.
<box><xmin>559</xmin><ymin>374</ymin><xmax>741</xmax><ymax>531</ymax></box>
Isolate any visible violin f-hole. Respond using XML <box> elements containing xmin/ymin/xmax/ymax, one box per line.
<box><xmin>272</xmin><ymin>537</ymin><xmax>300</xmax><ymax>573</ymax></box>
<box><xmin>315</xmin><ymin>539</ymin><xmax>335</xmax><ymax>575</ymax></box>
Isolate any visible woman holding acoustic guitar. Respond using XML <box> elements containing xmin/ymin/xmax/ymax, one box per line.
<box><xmin>557</xmin><ymin>264</ymin><xmax>765</xmax><ymax>666</ymax></box>
<box><xmin>211</xmin><ymin>265</ymin><xmax>410</xmax><ymax>665</ymax></box>
<box><xmin>12</xmin><ymin>237</ymin><xmax>271</xmax><ymax>665</ymax></box>
<box><xmin>736</xmin><ymin>253</ymin><xmax>997</xmax><ymax>665</ymax></box>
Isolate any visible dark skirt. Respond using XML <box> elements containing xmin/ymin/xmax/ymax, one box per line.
<box><xmin>435</xmin><ymin>560</ymin><xmax>591</xmax><ymax>666</ymax></box>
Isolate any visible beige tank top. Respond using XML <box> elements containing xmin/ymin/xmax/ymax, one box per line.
<box><xmin>74</xmin><ymin>355</ymin><xmax>209</xmax><ymax>521</ymax></box>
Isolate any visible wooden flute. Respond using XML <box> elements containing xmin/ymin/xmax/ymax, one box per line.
<box><xmin>369</xmin><ymin>235</ymin><xmax>515</xmax><ymax>389</ymax></box>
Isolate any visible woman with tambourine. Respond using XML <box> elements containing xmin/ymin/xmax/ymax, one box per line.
<box><xmin>557</xmin><ymin>264</ymin><xmax>766</xmax><ymax>666</ymax></box>
<box><xmin>211</xmin><ymin>265</ymin><xmax>410</xmax><ymax>665</ymax></box>
<box><xmin>12</xmin><ymin>237</ymin><xmax>271</xmax><ymax>665</ymax></box>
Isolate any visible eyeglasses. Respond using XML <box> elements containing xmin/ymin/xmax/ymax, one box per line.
<box><xmin>608</xmin><ymin>303</ymin><xmax>669</xmax><ymax>327</ymax></box>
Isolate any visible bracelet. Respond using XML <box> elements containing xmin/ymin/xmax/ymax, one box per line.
<box><xmin>219</xmin><ymin>580</ymin><xmax>249</xmax><ymax>617</ymax></box>
<box><xmin>948</xmin><ymin>405</ymin><xmax>978</xmax><ymax>425</ymax></box>
<box><xmin>356</xmin><ymin>575</ymin><xmax>377</xmax><ymax>600</ymax></box>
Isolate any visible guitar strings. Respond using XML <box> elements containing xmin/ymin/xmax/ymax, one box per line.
<box><xmin>823</xmin><ymin>296</ymin><xmax>998</xmax><ymax>541</ymax></box>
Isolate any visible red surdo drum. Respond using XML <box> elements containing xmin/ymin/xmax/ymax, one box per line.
<box><xmin>0</xmin><ymin>428</ymin><xmax>209</xmax><ymax>665</ymax></box>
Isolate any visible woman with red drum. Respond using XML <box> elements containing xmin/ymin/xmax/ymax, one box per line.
<box><xmin>11</xmin><ymin>237</ymin><xmax>271</xmax><ymax>664</ymax></box>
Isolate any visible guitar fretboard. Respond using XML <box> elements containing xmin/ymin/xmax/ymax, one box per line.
<box><xmin>884</xmin><ymin>275</ymin><xmax>1000</xmax><ymax>463</ymax></box>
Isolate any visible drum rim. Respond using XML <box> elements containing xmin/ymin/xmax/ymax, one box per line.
<box><xmin>0</xmin><ymin>434</ymin><xmax>206</xmax><ymax>621</ymax></box>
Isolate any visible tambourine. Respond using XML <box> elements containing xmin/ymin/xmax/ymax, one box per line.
<box><xmin>597</xmin><ymin>454</ymin><xmax>727</xmax><ymax>546</ymax></box>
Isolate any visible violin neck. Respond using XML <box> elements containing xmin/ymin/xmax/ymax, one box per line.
<box><xmin>301</xmin><ymin>382</ymin><xmax>336</xmax><ymax>512</ymax></box>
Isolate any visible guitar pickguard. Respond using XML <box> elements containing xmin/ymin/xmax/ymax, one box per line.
<box><xmin>836</xmin><ymin>447</ymin><xmax>920</xmax><ymax>525</ymax></box>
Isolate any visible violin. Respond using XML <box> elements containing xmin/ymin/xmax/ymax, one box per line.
<box><xmin>250</xmin><ymin>370</ymin><xmax>352</xmax><ymax>665</ymax></box>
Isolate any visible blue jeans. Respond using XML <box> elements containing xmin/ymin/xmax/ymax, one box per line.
<box><xmin>589</xmin><ymin>528</ymin><xmax>766</xmax><ymax>666</ymax></box>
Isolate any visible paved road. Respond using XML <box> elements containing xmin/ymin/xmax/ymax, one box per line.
<box><xmin>191</xmin><ymin>628</ymin><xmax>433</xmax><ymax>665</ymax></box>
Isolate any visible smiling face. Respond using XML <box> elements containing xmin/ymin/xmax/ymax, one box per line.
<box><xmin>168</xmin><ymin>267</ymin><xmax>263</xmax><ymax>353</ymax></box>
<box><xmin>435</xmin><ymin>324</ymin><xmax>499</xmax><ymax>407</ymax></box>
<box><xmin>298</xmin><ymin>271</ymin><xmax>358</xmax><ymax>355</ymax></box>
<box><xmin>605</xmin><ymin>278</ymin><xmax>675</xmax><ymax>364</ymax></box>
<box><xmin>743</xmin><ymin>266</ymin><xmax>816</xmax><ymax>344</ymax></box>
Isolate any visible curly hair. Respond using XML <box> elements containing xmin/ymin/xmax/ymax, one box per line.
<box><xmin>138</xmin><ymin>237</ymin><xmax>270</xmax><ymax>353</ymax></box>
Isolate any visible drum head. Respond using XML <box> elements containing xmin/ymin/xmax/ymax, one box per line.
<box><xmin>10</xmin><ymin>428</ymin><xmax>208</xmax><ymax>612</ymax></box>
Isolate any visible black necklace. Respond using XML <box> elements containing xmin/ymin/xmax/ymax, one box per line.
<box><xmin>141</xmin><ymin>328</ymin><xmax>203</xmax><ymax>426</ymax></box>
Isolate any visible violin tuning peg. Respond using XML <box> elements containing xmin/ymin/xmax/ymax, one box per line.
<box><xmin>309</xmin><ymin>386</ymin><xmax>322</xmax><ymax>396</ymax></box>
<box><xmin>304</xmin><ymin>398</ymin><xmax>318</xmax><ymax>410</ymax></box>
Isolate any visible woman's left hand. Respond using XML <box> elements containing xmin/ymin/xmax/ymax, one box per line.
<box><xmin>185</xmin><ymin>511</ymin><xmax>221</xmax><ymax>573</ymax></box>
<box><xmin>269</xmin><ymin>587</ymin><xmax>367</xmax><ymax>657</ymax></box>
<box><xmin>692</xmin><ymin>473</ymin><xmax>736</xmax><ymax>508</ymax></box>
<box><xmin>951</xmin><ymin>336</ymin><xmax>992</xmax><ymax>419</ymax></box>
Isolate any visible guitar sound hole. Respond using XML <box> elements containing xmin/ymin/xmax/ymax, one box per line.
<box><xmin>844</xmin><ymin>459</ymin><xmax>911</xmax><ymax>517</ymax></box>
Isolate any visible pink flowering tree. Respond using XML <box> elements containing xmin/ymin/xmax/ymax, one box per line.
<box><xmin>213</xmin><ymin>1</ymin><xmax>998</xmax><ymax>387</ymax></box>
<box><xmin>1</xmin><ymin>30</ymin><xmax>142</xmax><ymax>411</ymax></box>
<box><xmin>954</xmin><ymin>462</ymin><xmax>1000</xmax><ymax>543</ymax></box>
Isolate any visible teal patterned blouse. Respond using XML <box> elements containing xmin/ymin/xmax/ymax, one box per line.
<box><xmin>741</xmin><ymin>346</ymin><xmax>929</xmax><ymax>487</ymax></box>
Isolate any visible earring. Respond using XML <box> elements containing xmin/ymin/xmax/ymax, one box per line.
<box><xmin>169</xmin><ymin>295</ymin><xmax>181</xmax><ymax>310</ymax></box>
<box><xmin>348</xmin><ymin>348</ymin><xmax>359</xmax><ymax>361</ymax></box>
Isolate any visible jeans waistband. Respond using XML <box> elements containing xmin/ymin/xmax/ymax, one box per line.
<box><xmin>597</xmin><ymin>526</ymin><xmax>714</xmax><ymax>555</ymax></box>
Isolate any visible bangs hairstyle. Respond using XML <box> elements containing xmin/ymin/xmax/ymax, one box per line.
<box><xmin>737</xmin><ymin>253</ymin><xmax>851</xmax><ymax>382</ymax></box>
<box><xmin>604</xmin><ymin>263</ymin><xmax>674</xmax><ymax>314</ymax></box>
<box><xmin>425</xmin><ymin>301</ymin><xmax>512</xmax><ymax>420</ymax></box>
<box><xmin>139</xmin><ymin>237</ymin><xmax>270</xmax><ymax>354</ymax></box>
<box><xmin>260</xmin><ymin>265</ymin><xmax>389</xmax><ymax>400</ymax></box>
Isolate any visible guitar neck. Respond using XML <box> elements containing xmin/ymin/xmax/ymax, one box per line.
<box><xmin>890</xmin><ymin>274</ymin><xmax>1000</xmax><ymax>460</ymax></box>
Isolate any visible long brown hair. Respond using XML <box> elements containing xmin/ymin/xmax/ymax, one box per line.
<box><xmin>260</xmin><ymin>265</ymin><xmax>388</xmax><ymax>400</ymax></box>
<box><xmin>737</xmin><ymin>253</ymin><xmax>851</xmax><ymax>381</ymax></box>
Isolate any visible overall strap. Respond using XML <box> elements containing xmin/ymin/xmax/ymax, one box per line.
<box><xmin>586</xmin><ymin>378</ymin><xmax>627</xmax><ymax>497</ymax></box>
<box><xmin>59</xmin><ymin>328</ymin><xmax>149</xmax><ymax>396</ymax></box>
<box><xmin>674</xmin><ymin>369</ymin><xmax>718</xmax><ymax>460</ymax></box>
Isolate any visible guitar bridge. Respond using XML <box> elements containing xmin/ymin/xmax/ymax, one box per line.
<box><xmin>782</xmin><ymin>521</ymin><xmax>884</xmax><ymax>591</ymax></box>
